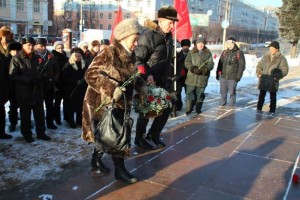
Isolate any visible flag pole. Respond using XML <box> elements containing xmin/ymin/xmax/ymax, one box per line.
<box><xmin>173</xmin><ymin>22</ymin><xmax>177</xmax><ymax>92</ymax></box>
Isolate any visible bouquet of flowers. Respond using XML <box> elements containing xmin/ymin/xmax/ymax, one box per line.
<box><xmin>135</xmin><ymin>85</ymin><xmax>173</xmax><ymax>118</ymax></box>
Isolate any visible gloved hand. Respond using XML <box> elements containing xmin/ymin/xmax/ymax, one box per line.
<box><xmin>190</xmin><ymin>66</ymin><xmax>198</xmax><ymax>73</ymax></box>
<box><xmin>192</xmin><ymin>68</ymin><xmax>202</xmax><ymax>75</ymax></box>
<box><xmin>200</xmin><ymin>66</ymin><xmax>208</xmax><ymax>75</ymax></box>
<box><xmin>273</xmin><ymin>73</ymin><xmax>280</xmax><ymax>81</ymax></box>
<box><xmin>113</xmin><ymin>87</ymin><xmax>126</xmax><ymax>101</ymax></box>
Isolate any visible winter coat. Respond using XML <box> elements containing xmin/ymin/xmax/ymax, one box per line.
<box><xmin>185</xmin><ymin>46</ymin><xmax>214</xmax><ymax>88</ymax></box>
<box><xmin>256</xmin><ymin>51</ymin><xmax>289</xmax><ymax>92</ymax></box>
<box><xmin>176</xmin><ymin>50</ymin><xmax>189</xmax><ymax>84</ymax></box>
<box><xmin>52</xmin><ymin>50</ymin><xmax>69</xmax><ymax>92</ymax></box>
<box><xmin>0</xmin><ymin>54</ymin><xmax>9</xmax><ymax>104</ymax></box>
<box><xmin>216</xmin><ymin>45</ymin><xmax>245</xmax><ymax>81</ymax></box>
<box><xmin>9</xmin><ymin>51</ymin><xmax>44</xmax><ymax>106</ymax></box>
<box><xmin>36</xmin><ymin>50</ymin><xmax>60</xmax><ymax>91</ymax></box>
<box><xmin>82</xmin><ymin>40</ymin><xmax>136</xmax><ymax>156</ymax></box>
<box><xmin>134</xmin><ymin>20</ymin><xmax>174</xmax><ymax>90</ymax></box>
<box><xmin>61</xmin><ymin>58</ymin><xmax>87</xmax><ymax>110</ymax></box>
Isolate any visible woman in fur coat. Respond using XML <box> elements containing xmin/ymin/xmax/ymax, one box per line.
<box><xmin>82</xmin><ymin>19</ymin><xmax>142</xmax><ymax>184</ymax></box>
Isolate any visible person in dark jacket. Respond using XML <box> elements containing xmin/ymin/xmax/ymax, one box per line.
<box><xmin>78</xmin><ymin>41</ymin><xmax>93</xmax><ymax>68</ymax></box>
<box><xmin>170</xmin><ymin>39</ymin><xmax>191</xmax><ymax>117</ymax></box>
<box><xmin>133</xmin><ymin>6</ymin><xmax>178</xmax><ymax>149</ymax></box>
<box><xmin>62</xmin><ymin>47</ymin><xmax>87</xmax><ymax>128</ymax></box>
<box><xmin>35</xmin><ymin>38</ymin><xmax>60</xmax><ymax>129</ymax></box>
<box><xmin>52</xmin><ymin>41</ymin><xmax>69</xmax><ymax>125</ymax></box>
<box><xmin>216</xmin><ymin>37</ymin><xmax>245</xmax><ymax>106</ymax></box>
<box><xmin>88</xmin><ymin>40</ymin><xmax>100</xmax><ymax>59</ymax></box>
<box><xmin>9</xmin><ymin>37</ymin><xmax>51</xmax><ymax>143</ymax></box>
<box><xmin>256</xmin><ymin>41</ymin><xmax>289</xmax><ymax>114</ymax></box>
<box><xmin>185</xmin><ymin>37</ymin><xmax>214</xmax><ymax>115</ymax></box>
<box><xmin>99</xmin><ymin>39</ymin><xmax>110</xmax><ymax>53</ymax></box>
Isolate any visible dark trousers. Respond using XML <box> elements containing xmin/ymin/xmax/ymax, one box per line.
<box><xmin>53</xmin><ymin>91</ymin><xmax>63</xmax><ymax>123</ymax></box>
<box><xmin>0</xmin><ymin>104</ymin><xmax>6</xmax><ymax>134</ymax></box>
<box><xmin>45</xmin><ymin>89</ymin><xmax>55</xmax><ymax>125</ymax></box>
<box><xmin>136</xmin><ymin>107</ymin><xmax>171</xmax><ymax>141</ymax></box>
<box><xmin>175</xmin><ymin>79</ymin><xmax>186</xmax><ymax>109</ymax></box>
<box><xmin>20</xmin><ymin>102</ymin><xmax>46</xmax><ymax>138</ymax></box>
<box><xmin>64</xmin><ymin>98</ymin><xmax>82</xmax><ymax>125</ymax></box>
<box><xmin>8</xmin><ymin>99</ymin><xmax>18</xmax><ymax>126</ymax></box>
<box><xmin>186</xmin><ymin>85</ymin><xmax>205</xmax><ymax>103</ymax></box>
<box><xmin>257</xmin><ymin>90</ymin><xmax>277</xmax><ymax>113</ymax></box>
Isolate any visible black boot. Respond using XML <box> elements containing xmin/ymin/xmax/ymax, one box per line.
<box><xmin>91</xmin><ymin>149</ymin><xmax>110</xmax><ymax>173</ymax></box>
<box><xmin>112</xmin><ymin>157</ymin><xmax>137</xmax><ymax>184</ymax></box>
<box><xmin>195</xmin><ymin>102</ymin><xmax>203</xmax><ymax>114</ymax></box>
<box><xmin>0</xmin><ymin>133</ymin><xmax>12</xmax><ymax>139</ymax></box>
<box><xmin>185</xmin><ymin>101</ymin><xmax>193</xmax><ymax>115</ymax></box>
<box><xmin>47</xmin><ymin>122</ymin><xmax>58</xmax><ymax>129</ymax></box>
<box><xmin>146</xmin><ymin>133</ymin><xmax>166</xmax><ymax>147</ymax></box>
<box><xmin>170</xmin><ymin>104</ymin><xmax>177</xmax><ymax>118</ymax></box>
<box><xmin>134</xmin><ymin>137</ymin><xmax>153</xmax><ymax>150</ymax></box>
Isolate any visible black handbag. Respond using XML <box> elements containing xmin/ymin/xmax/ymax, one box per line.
<box><xmin>94</xmin><ymin>88</ymin><xmax>133</xmax><ymax>151</ymax></box>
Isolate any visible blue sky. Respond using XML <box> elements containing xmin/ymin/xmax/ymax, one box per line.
<box><xmin>245</xmin><ymin>0</ymin><xmax>282</xmax><ymax>7</ymax></box>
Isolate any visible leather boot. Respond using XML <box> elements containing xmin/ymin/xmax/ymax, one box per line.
<box><xmin>91</xmin><ymin>149</ymin><xmax>110</xmax><ymax>173</ymax></box>
<box><xmin>195</xmin><ymin>102</ymin><xmax>203</xmax><ymax>114</ymax></box>
<box><xmin>112</xmin><ymin>157</ymin><xmax>137</xmax><ymax>184</ymax></box>
<box><xmin>146</xmin><ymin>133</ymin><xmax>166</xmax><ymax>147</ymax></box>
<box><xmin>185</xmin><ymin>101</ymin><xmax>193</xmax><ymax>115</ymax></box>
<box><xmin>170</xmin><ymin>104</ymin><xmax>177</xmax><ymax>118</ymax></box>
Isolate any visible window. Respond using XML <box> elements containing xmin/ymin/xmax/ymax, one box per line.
<box><xmin>125</xmin><ymin>13</ymin><xmax>130</xmax><ymax>19</ymax></box>
<box><xmin>108</xmin><ymin>13</ymin><xmax>112</xmax><ymax>19</ymax></box>
<box><xmin>16</xmin><ymin>0</ymin><xmax>24</xmax><ymax>11</ymax></box>
<box><xmin>100</xmin><ymin>13</ymin><xmax>103</xmax><ymax>19</ymax></box>
<box><xmin>147</xmin><ymin>0</ymin><xmax>151</xmax><ymax>7</ymax></box>
<box><xmin>99</xmin><ymin>24</ymin><xmax>103</xmax><ymax>29</ymax></box>
<box><xmin>33</xmin><ymin>0</ymin><xmax>40</xmax><ymax>12</ymax></box>
<box><xmin>108</xmin><ymin>24</ymin><xmax>111</xmax><ymax>30</ymax></box>
<box><xmin>0</xmin><ymin>0</ymin><xmax>7</xmax><ymax>8</ymax></box>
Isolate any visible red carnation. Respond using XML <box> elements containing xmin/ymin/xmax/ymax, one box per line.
<box><xmin>292</xmin><ymin>174</ymin><xmax>299</xmax><ymax>184</ymax></box>
<box><xmin>38</xmin><ymin>58</ymin><xmax>43</xmax><ymax>63</ymax></box>
<box><xmin>166</xmin><ymin>95</ymin><xmax>172</xmax><ymax>101</ymax></box>
<box><xmin>137</xmin><ymin>65</ymin><xmax>146</xmax><ymax>75</ymax></box>
<box><xmin>148</xmin><ymin>95</ymin><xmax>155</xmax><ymax>102</ymax></box>
<box><xmin>156</xmin><ymin>98</ymin><xmax>161</xmax><ymax>104</ymax></box>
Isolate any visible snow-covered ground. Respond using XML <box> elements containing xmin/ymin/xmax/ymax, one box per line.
<box><xmin>0</xmin><ymin>54</ymin><xmax>299</xmax><ymax>195</ymax></box>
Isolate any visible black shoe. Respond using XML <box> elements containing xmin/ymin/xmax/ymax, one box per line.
<box><xmin>56</xmin><ymin>121</ymin><xmax>62</xmax><ymax>125</ymax></box>
<box><xmin>24</xmin><ymin>136</ymin><xmax>35</xmax><ymax>143</ymax></box>
<box><xmin>68</xmin><ymin>121</ymin><xmax>77</xmax><ymax>129</ymax></box>
<box><xmin>0</xmin><ymin>133</ymin><xmax>13</xmax><ymax>139</ymax></box>
<box><xmin>186</xmin><ymin>111</ymin><xmax>192</xmax><ymax>115</ymax></box>
<box><xmin>115</xmin><ymin>168</ymin><xmax>137</xmax><ymax>184</ymax></box>
<box><xmin>146</xmin><ymin>134</ymin><xmax>166</xmax><ymax>147</ymax></box>
<box><xmin>37</xmin><ymin>134</ymin><xmax>51</xmax><ymax>141</ymax></box>
<box><xmin>47</xmin><ymin>123</ymin><xmax>58</xmax><ymax>129</ymax></box>
<box><xmin>91</xmin><ymin>151</ymin><xmax>110</xmax><ymax>173</ymax></box>
<box><xmin>9</xmin><ymin>125</ymin><xmax>16</xmax><ymax>132</ymax></box>
<box><xmin>134</xmin><ymin>138</ymin><xmax>153</xmax><ymax>150</ymax></box>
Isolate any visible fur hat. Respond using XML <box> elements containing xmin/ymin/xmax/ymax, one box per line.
<box><xmin>21</xmin><ymin>37</ymin><xmax>36</xmax><ymax>45</ymax></box>
<box><xmin>158</xmin><ymin>6</ymin><xmax>179</xmax><ymax>21</ymax></box>
<box><xmin>77</xmin><ymin>41</ymin><xmax>88</xmax><ymax>48</ymax></box>
<box><xmin>70</xmin><ymin>47</ymin><xmax>84</xmax><ymax>56</ymax></box>
<box><xmin>226</xmin><ymin>37</ymin><xmax>236</xmax><ymax>43</ymax></box>
<box><xmin>181</xmin><ymin>39</ymin><xmax>191</xmax><ymax>47</ymax></box>
<box><xmin>100</xmin><ymin>39</ymin><xmax>110</xmax><ymax>45</ymax></box>
<box><xmin>36</xmin><ymin>37</ymin><xmax>48</xmax><ymax>45</ymax></box>
<box><xmin>7</xmin><ymin>42</ymin><xmax>22</xmax><ymax>52</ymax></box>
<box><xmin>53</xmin><ymin>41</ymin><xmax>64</xmax><ymax>49</ymax></box>
<box><xmin>90</xmin><ymin>40</ymin><xmax>100</xmax><ymax>47</ymax></box>
<box><xmin>268</xmin><ymin>41</ymin><xmax>280</xmax><ymax>49</ymax></box>
<box><xmin>113</xmin><ymin>18</ymin><xmax>142</xmax><ymax>41</ymax></box>
<box><xmin>0</xmin><ymin>26</ymin><xmax>14</xmax><ymax>42</ymax></box>
<box><xmin>196</xmin><ymin>37</ymin><xmax>206</xmax><ymax>44</ymax></box>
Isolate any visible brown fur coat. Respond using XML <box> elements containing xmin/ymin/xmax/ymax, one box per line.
<box><xmin>82</xmin><ymin>40</ymin><xmax>135</xmax><ymax>143</ymax></box>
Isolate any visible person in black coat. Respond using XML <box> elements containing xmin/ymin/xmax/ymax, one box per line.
<box><xmin>9</xmin><ymin>37</ymin><xmax>51</xmax><ymax>143</ymax></box>
<box><xmin>133</xmin><ymin>6</ymin><xmax>178</xmax><ymax>149</ymax></box>
<box><xmin>52</xmin><ymin>41</ymin><xmax>69</xmax><ymax>125</ymax></box>
<box><xmin>61</xmin><ymin>47</ymin><xmax>87</xmax><ymax>128</ymax></box>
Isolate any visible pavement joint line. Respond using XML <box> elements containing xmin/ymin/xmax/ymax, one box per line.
<box><xmin>84</xmin><ymin>180</ymin><xmax>117</xmax><ymax>200</ymax></box>
<box><xmin>234</xmin><ymin>151</ymin><xmax>294</xmax><ymax>164</ymax></box>
<box><xmin>283</xmin><ymin>151</ymin><xmax>300</xmax><ymax>200</ymax></box>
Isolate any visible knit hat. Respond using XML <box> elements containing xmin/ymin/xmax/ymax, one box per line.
<box><xmin>70</xmin><ymin>47</ymin><xmax>84</xmax><ymax>56</ymax></box>
<box><xmin>91</xmin><ymin>40</ymin><xmax>100</xmax><ymax>47</ymax></box>
<box><xmin>100</xmin><ymin>39</ymin><xmax>110</xmax><ymax>45</ymax></box>
<box><xmin>158</xmin><ymin>6</ymin><xmax>179</xmax><ymax>21</ymax></box>
<box><xmin>21</xmin><ymin>37</ymin><xmax>36</xmax><ymax>45</ymax></box>
<box><xmin>113</xmin><ymin>18</ymin><xmax>142</xmax><ymax>41</ymax></box>
<box><xmin>268</xmin><ymin>41</ymin><xmax>280</xmax><ymax>49</ymax></box>
<box><xmin>36</xmin><ymin>37</ymin><xmax>48</xmax><ymax>46</ymax></box>
<box><xmin>226</xmin><ymin>37</ymin><xmax>236</xmax><ymax>43</ymax></box>
<box><xmin>7</xmin><ymin>42</ymin><xmax>22</xmax><ymax>52</ymax></box>
<box><xmin>77</xmin><ymin>41</ymin><xmax>88</xmax><ymax>48</ymax></box>
<box><xmin>0</xmin><ymin>26</ymin><xmax>14</xmax><ymax>42</ymax></box>
<box><xmin>53</xmin><ymin>41</ymin><xmax>64</xmax><ymax>49</ymax></box>
<box><xmin>196</xmin><ymin>37</ymin><xmax>206</xmax><ymax>44</ymax></box>
<box><xmin>181</xmin><ymin>39</ymin><xmax>191</xmax><ymax>47</ymax></box>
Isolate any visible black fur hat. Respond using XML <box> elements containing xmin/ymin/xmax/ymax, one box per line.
<box><xmin>100</xmin><ymin>39</ymin><xmax>110</xmax><ymax>45</ymax></box>
<box><xmin>21</xmin><ymin>37</ymin><xmax>36</xmax><ymax>45</ymax></box>
<box><xmin>158</xmin><ymin>6</ymin><xmax>179</xmax><ymax>21</ymax></box>
<box><xmin>7</xmin><ymin>42</ymin><xmax>22</xmax><ymax>52</ymax></box>
<box><xmin>181</xmin><ymin>39</ymin><xmax>191</xmax><ymax>47</ymax></box>
<box><xmin>36</xmin><ymin>37</ymin><xmax>48</xmax><ymax>46</ymax></box>
<box><xmin>70</xmin><ymin>47</ymin><xmax>84</xmax><ymax>56</ymax></box>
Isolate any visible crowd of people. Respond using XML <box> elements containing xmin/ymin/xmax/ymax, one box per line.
<box><xmin>0</xmin><ymin>5</ymin><xmax>289</xmax><ymax>184</ymax></box>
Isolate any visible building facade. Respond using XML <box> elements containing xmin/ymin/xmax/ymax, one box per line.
<box><xmin>0</xmin><ymin>0</ymin><xmax>52</xmax><ymax>36</ymax></box>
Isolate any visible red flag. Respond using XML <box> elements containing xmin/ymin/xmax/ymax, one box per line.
<box><xmin>110</xmin><ymin>5</ymin><xmax>123</xmax><ymax>42</ymax></box>
<box><xmin>174</xmin><ymin>0</ymin><xmax>192</xmax><ymax>42</ymax></box>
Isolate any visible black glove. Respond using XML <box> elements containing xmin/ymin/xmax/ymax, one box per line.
<box><xmin>200</xmin><ymin>66</ymin><xmax>208</xmax><ymax>75</ymax></box>
<box><xmin>190</xmin><ymin>66</ymin><xmax>198</xmax><ymax>73</ymax></box>
<box><xmin>192</xmin><ymin>68</ymin><xmax>202</xmax><ymax>75</ymax></box>
<box><xmin>273</xmin><ymin>73</ymin><xmax>279</xmax><ymax>81</ymax></box>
